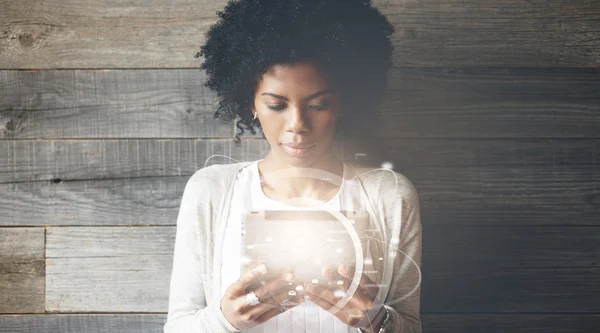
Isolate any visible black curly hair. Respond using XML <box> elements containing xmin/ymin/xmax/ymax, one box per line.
<box><xmin>198</xmin><ymin>0</ymin><xmax>394</xmax><ymax>143</ymax></box>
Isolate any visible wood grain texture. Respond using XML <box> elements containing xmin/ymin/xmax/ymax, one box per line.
<box><xmin>2</xmin><ymin>68</ymin><xmax>598</xmax><ymax>139</ymax></box>
<box><xmin>376</xmin><ymin>67</ymin><xmax>600</xmax><ymax>139</ymax></box>
<box><xmin>0</xmin><ymin>228</ymin><xmax>45</xmax><ymax>313</ymax></box>
<box><xmin>0</xmin><ymin>139</ymin><xmax>268</xmax><ymax>183</ymax></box>
<box><xmin>2</xmin><ymin>138</ymin><xmax>598</xmax><ymax>183</ymax></box>
<box><xmin>422</xmin><ymin>314</ymin><xmax>600</xmax><ymax>333</ymax></box>
<box><xmin>43</xmin><ymin>226</ymin><xmax>599</xmax><ymax>312</ymax></box>
<box><xmin>1</xmin><ymin>314</ymin><xmax>599</xmax><ymax>333</ymax></box>
<box><xmin>46</xmin><ymin>227</ymin><xmax>174</xmax><ymax>312</ymax></box>
<box><xmin>2</xmin><ymin>164</ymin><xmax>597</xmax><ymax>227</ymax></box>
<box><xmin>0</xmin><ymin>314</ymin><xmax>167</xmax><ymax>333</ymax></box>
<box><xmin>422</xmin><ymin>226</ymin><xmax>600</xmax><ymax>312</ymax></box>
<box><xmin>379</xmin><ymin>0</ymin><xmax>600</xmax><ymax>68</ymax></box>
<box><xmin>0</xmin><ymin>69</ymin><xmax>233</xmax><ymax>139</ymax></box>
<box><xmin>1</xmin><ymin>0</ymin><xmax>598</xmax><ymax>68</ymax></box>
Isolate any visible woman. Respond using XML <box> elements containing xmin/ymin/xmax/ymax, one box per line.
<box><xmin>164</xmin><ymin>0</ymin><xmax>422</xmax><ymax>332</ymax></box>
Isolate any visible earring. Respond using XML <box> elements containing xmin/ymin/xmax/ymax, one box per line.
<box><xmin>253</xmin><ymin>112</ymin><xmax>257</xmax><ymax>120</ymax></box>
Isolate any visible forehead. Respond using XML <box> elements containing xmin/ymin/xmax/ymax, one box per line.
<box><xmin>256</xmin><ymin>62</ymin><xmax>331</xmax><ymax>93</ymax></box>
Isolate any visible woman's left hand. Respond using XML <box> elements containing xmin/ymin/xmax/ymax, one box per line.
<box><xmin>302</xmin><ymin>264</ymin><xmax>382</xmax><ymax>330</ymax></box>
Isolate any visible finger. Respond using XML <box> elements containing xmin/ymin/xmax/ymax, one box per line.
<box><xmin>240</xmin><ymin>284</ymin><xmax>304</xmax><ymax>322</ymax></box>
<box><xmin>305</xmin><ymin>281</ymin><xmax>371</xmax><ymax>314</ymax></box>
<box><xmin>235</xmin><ymin>271</ymin><xmax>296</xmax><ymax>314</ymax></box>
<box><xmin>253</xmin><ymin>293</ymin><xmax>302</xmax><ymax>324</ymax></box>
<box><xmin>253</xmin><ymin>271</ymin><xmax>295</xmax><ymax>303</ymax></box>
<box><xmin>304</xmin><ymin>284</ymin><xmax>346</xmax><ymax>314</ymax></box>
<box><xmin>322</xmin><ymin>266</ymin><xmax>353</xmax><ymax>294</ymax></box>
<box><xmin>338</xmin><ymin>264</ymin><xmax>377</xmax><ymax>289</ymax></box>
<box><xmin>337</xmin><ymin>264</ymin><xmax>379</xmax><ymax>299</ymax></box>
<box><xmin>227</xmin><ymin>262</ymin><xmax>268</xmax><ymax>298</ymax></box>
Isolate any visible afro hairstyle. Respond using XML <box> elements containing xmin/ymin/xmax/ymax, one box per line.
<box><xmin>198</xmin><ymin>0</ymin><xmax>395</xmax><ymax>142</ymax></box>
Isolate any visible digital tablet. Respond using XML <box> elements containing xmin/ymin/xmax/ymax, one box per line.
<box><xmin>240</xmin><ymin>210</ymin><xmax>370</xmax><ymax>286</ymax></box>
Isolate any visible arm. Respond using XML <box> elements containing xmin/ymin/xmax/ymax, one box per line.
<box><xmin>384</xmin><ymin>184</ymin><xmax>423</xmax><ymax>333</ymax></box>
<box><xmin>164</xmin><ymin>173</ymin><xmax>241</xmax><ymax>333</ymax></box>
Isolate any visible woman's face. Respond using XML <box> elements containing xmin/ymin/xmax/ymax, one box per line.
<box><xmin>252</xmin><ymin>61</ymin><xmax>341</xmax><ymax>167</ymax></box>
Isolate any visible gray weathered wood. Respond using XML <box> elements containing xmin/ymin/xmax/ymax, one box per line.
<box><xmin>2</xmin><ymin>165</ymin><xmax>597</xmax><ymax>227</ymax></box>
<box><xmin>1</xmin><ymin>176</ymin><xmax>188</xmax><ymax>226</ymax></box>
<box><xmin>2</xmin><ymin>68</ymin><xmax>598</xmax><ymax>139</ymax></box>
<box><xmin>0</xmin><ymin>228</ymin><xmax>45</xmax><ymax>313</ymax></box>
<box><xmin>46</xmin><ymin>227</ymin><xmax>174</xmax><ymax>312</ymax></box>
<box><xmin>421</xmin><ymin>226</ymin><xmax>600</xmax><ymax>312</ymax></box>
<box><xmin>376</xmin><ymin>67</ymin><xmax>600</xmax><ymax>139</ymax></box>
<box><xmin>0</xmin><ymin>314</ymin><xmax>167</xmax><ymax>333</ymax></box>
<box><xmin>1</xmin><ymin>314</ymin><xmax>599</xmax><ymax>333</ymax></box>
<box><xmin>422</xmin><ymin>314</ymin><xmax>600</xmax><ymax>333</ymax></box>
<box><xmin>0</xmin><ymin>69</ymin><xmax>233</xmax><ymax>139</ymax></box>
<box><xmin>44</xmin><ymin>226</ymin><xmax>599</xmax><ymax>312</ymax></box>
<box><xmin>0</xmin><ymin>139</ymin><xmax>268</xmax><ymax>183</ymax></box>
<box><xmin>2</xmin><ymin>138</ymin><xmax>598</xmax><ymax>183</ymax></box>
<box><xmin>379</xmin><ymin>0</ymin><xmax>600</xmax><ymax>68</ymax></box>
<box><xmin>1</xmin><ymin>0</ymin><xmax>598</xmax><ymax>68</ymax></box>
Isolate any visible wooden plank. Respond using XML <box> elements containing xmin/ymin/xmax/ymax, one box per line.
<box><xmin>2</xmin><ymin>68</ymin><xmax>598</xmax><ymax>139</ymax></box>
<box><xmin>405</xmin><ymin>165</ymin><xmax>600</xmax><ymax>226</ymax></box>
<box><xmin>0</xmin><ymin>315</ymin><xmax>167</xmax><ymax>333</ymax></box>
<box><xmin>2</xmin><ymin>165</ymin><xmax>597</xmax><ymax>227</ymax></box>
<box><xmin>46</xmin><ymin>227</ymin><xmax>174</xmax><ymax>312</ymax></box>
<box><xmin>0</xmin><ymin>0</ymin><xmax>224</xmax><ymax>69</ymax></box>
<box><xmin>1</xmin><ymin>0</ymin><xmax>598</xmax><ymax>68</ymax></box>
<box><xmin>0</xmin><ymin>228</ymin><xmax>45</xmax><ymax>313</ymax></box>
<box><xmin>376</xmin><ymin>67</ymin><xmax>600</xmax><ymax>139</ymax></box>
<box><xmin>1</xmin><ymin>314</ymin><xmax>599</xmax><ymax>333</ymax></box>
<box><xmin>1</xmin><ymin>176</ymin><xmax>189</xmax><ymax>226</ymax></box>
<box><xmin>422</xmin><ymin>314</ymin><xmax>600</xmax><ymax>333</ymax></box>
<box><xmin>380</xmin><ymin>0</ymin><xmax>600</xmax><ymax>68</ymax></box>
<box><xmin>0</xmin><ymin>139</ymin><xmax>268</xmax><ymax>183</ymax></box>
<box><xmin>44</xmin><ymin>226</ymin><xmax>599</xmax><ymax>312</ymax></box>
<box><xmin>421</xmin><ymin>226</ymin><xmax>600</xmax><ymax>312</ymax></box>
<box><xmin>2</xmin><ymin>138</ymin><xmax>598</xmax><ymax>183</ymax></box>
<box><xmin>0</xmin><ymin>69</ymin><xmax>233</xmax><ymax>139</ymax></box>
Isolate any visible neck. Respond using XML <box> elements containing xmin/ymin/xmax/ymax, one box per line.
<box><xmin>258</xmin><ymin>150</ymin><xmax>344</xmax><ymax>200</ymax></box>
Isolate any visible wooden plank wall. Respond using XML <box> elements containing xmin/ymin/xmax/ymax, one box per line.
<box><xmin>1</xmin><ymin>0</ymin><xmax>599</xmax><ymax>332</ymax></box>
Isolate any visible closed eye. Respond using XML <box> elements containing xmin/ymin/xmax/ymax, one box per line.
<box><xmin>267</xmin><ymin>104</ymin><xmax>286</xmax><ymax>111</ymax></box>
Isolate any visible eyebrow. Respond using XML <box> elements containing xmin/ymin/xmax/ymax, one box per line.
<box><xmin>260</xmin><ymin>89</ymin><xmax>334</xmax><ymax>102</ymax></box>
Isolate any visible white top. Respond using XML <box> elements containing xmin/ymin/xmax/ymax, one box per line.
<box><xmin>163</xmin><ymin>160</ymin><xmax>423</xmax><ymax>333</ymax></box>
<box><xmin>220</xmin><ymin>160</ymin><xmax>373</xmax><ymax>332</ymax></box>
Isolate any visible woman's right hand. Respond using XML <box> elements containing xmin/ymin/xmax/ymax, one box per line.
<box><xmin>220</xmin><ymin>262</ymin><xmax>304</xmax><ymax>330</ymax></box>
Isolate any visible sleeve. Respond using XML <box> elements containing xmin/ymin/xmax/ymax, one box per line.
<box><xmin>384</xmin><ymin>182</ymin><xmax>423</xmax><ymax>333</ymax></box>
<box><xmin>163</xmin><ymin>173</ymin><xmax>242</xmax><ymax>333</ymax></box>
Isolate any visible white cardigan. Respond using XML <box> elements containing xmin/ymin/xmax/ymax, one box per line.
<box><xmin>164</xmin><ymin>160</ymin><xmax>422</xmax><ymax>333</ymax></box>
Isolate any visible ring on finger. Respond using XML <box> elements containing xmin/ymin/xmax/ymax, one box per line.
<box><xmin>246</xmin><ymin>291</ymin><xmax>261</xmax><ymax>306</ymax></box>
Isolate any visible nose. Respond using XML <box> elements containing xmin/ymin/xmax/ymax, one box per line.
<box><xmin>285</xmin><ymin>105</ymin><xmax>310</xmax><ymax>133</ymax></box>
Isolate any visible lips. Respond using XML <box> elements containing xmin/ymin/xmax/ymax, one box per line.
<box><xmin>282</xmin><ymin>143</ymin><xmax>315</xmax><ymax>149</ymax></box>
<box><xmin>281</xmin><ymin>143</ymin><xmax>316</xmax><ymax>157</ymax></box>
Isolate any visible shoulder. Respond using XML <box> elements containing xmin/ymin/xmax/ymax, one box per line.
<box><xmin>186</xmin><ymin>161</ymin><xmax>254</xmax><ymax>191</ymax></box>
<box><xmin>352</xmin><ymin>164</ymin><xmax>419</xmax><ymax>206</ymax></box>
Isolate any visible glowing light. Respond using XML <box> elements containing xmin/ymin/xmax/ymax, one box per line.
<box><xmin>334</xmin><ymin>289</ymin><xmax>345</xmax><ymax>298</ymax></box>
<box><xmin>337</xmin><ymin>280</ymin><xmax>344</xmax><ymax>285</ymax></box>
<box><xmin>288</xmin><ymin>291</ymin><xmax>296</xmax><ymax>296</ymax></box>
<box><xmin>336</xmin><ymin>248</ymin><xmax>343</xmax><ymax>253</ymax></box>
<box><xmin>266</xmin><ymin>237</ymin><xmax>273</xmax><ymax>242</ymax></box>
<box><xmin>381</xmin><ymin>161</ymin><xmax>394</xmax><ymax>170</ymax></box>
<box><xmin>378</xmin><ymin>257</ymin><xmax>384</xmax><ymax>261</ymax></box>
<box><xmin>364</xmin><ymin>258</ymin><xmax>373</xmax><ymax>265</ymax></box>
<box><xmin>312</xmin><ymin>279</ymin><xmax>319</xmax><ymax>284</ymax></box>
<box><xmin>296</xmin><ymin>285</ymin><xmax>304</xmax><ymax>291</ymax></box>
